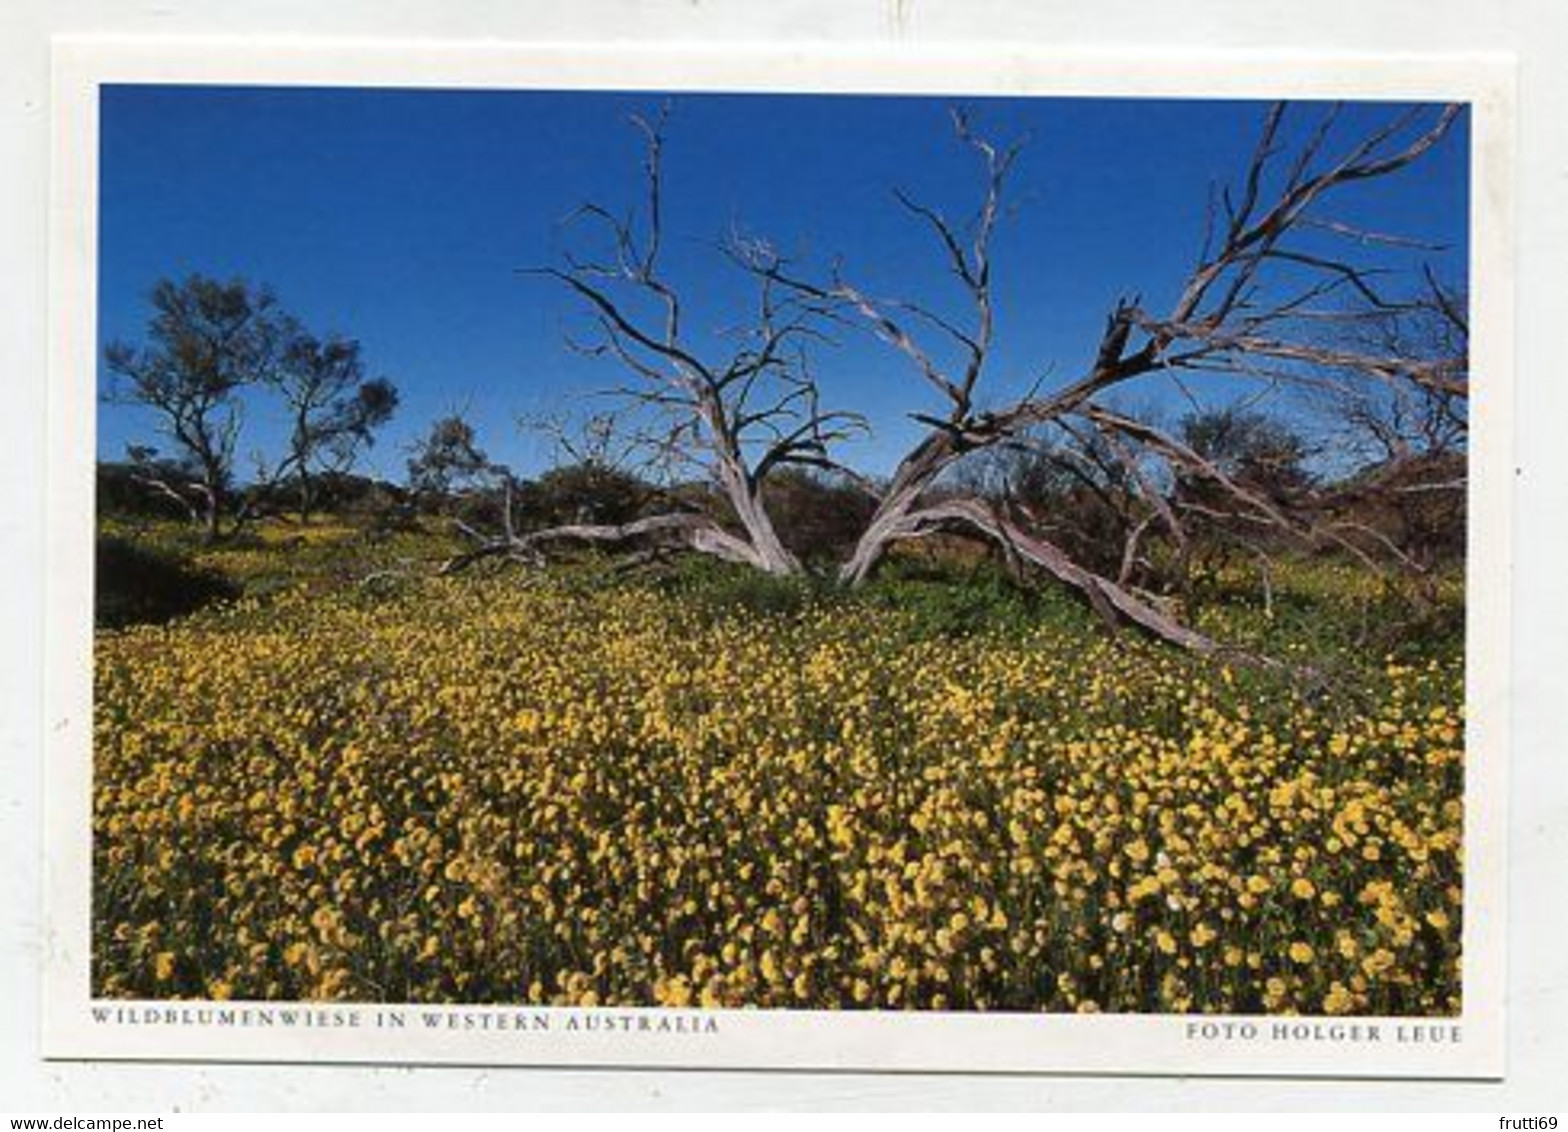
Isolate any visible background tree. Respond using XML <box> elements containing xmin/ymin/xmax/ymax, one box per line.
<box><xmin>104</xmin><ymin>274</ymin><xmax>285</xmax><ymax>541</ymax></box>
<box><xmin>407</xmin><ymin>414</ymin><xmax>494</xmax><ymax>506</ymax></box>
<box><xmin>269</xmin><ymin>328</ymin><xmax>399</xmax><ymax>522</ymax></box>
<box><xmin>1179</xmin><ymin>408</ymin><xmax>1313</xmax><ymax>496</ymax></box>
<box><xmin>405</xmin><ymin>412</ymin><xmax>530</xmax><ymax>549</ymax></box>
<box><xmin>1313</xmin><ymin>272</ymin><xmax>1469</xmax><ymax>569</ymax></box>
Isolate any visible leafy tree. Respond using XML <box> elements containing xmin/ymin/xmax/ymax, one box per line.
<box><xmin>270</xmin><ymin>328</ymin><xmax>399</xmax><ymax>522</ymax></box>
<box><xmin>104</xmin><ymin>275</ymin><xmax>285</xmax><ymax>541</ymax></box>
<box><xmin>407</xmin><ymin>414</ymin><xmax>495</xmax><ymax>506</ymax></box>
<box><xmin>1179</xmin><ymin>408</ymin><xmax>1313</xmax><ymax>500</ymax></box>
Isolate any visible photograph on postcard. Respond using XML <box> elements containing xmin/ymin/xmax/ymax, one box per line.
<box><xmin>47</xmin><ymin>43</ymin><xmax>1511</xmax><ymax>1075</ymax></box>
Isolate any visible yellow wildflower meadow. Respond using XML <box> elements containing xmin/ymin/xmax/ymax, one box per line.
<box><xmin>93</xmin><ymin>553</ymin><xmax>1464</xmax><ymax>1015</ymax></box>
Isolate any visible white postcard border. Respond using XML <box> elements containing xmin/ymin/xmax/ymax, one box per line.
<box><xmin>44</xmin><ymin>37</ymin><xmax>1516</xmax><ymax>1078</ymax></box>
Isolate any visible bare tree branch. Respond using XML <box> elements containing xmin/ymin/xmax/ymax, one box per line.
<box><xmin>508</xmin><ymin>105</ymin><xmax>869</xmax><ymax>576</ymax></box>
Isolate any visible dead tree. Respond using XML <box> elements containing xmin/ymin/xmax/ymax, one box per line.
<box><xmin>450</xmin><ymin>106</ymin><xmax>865</xmax><ymax>576</ymax></box>
<box><xmin>737</xmin><ymin>102</ymin><xmax>1463</xmax><ymax>654</ymax></box>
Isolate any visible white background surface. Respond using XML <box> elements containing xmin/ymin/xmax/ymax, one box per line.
<box><xmin>3</xmin><ymin>0</ymin><xmax>1565</xmax><ymax>1112</ymax></box>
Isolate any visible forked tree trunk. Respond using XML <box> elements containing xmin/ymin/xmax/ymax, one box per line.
<box><xmin>839</xmin><ymin>433</ymin><xmax>957</xmax><ymax>586</ymax></box>
<box><xmin>199</xmin><ymin>480</ymin><xmax>225</xmax><ymax>545</ymax></box>
<box><xmin>719</xmin><ymin>462</ymin><xmax>800</xmax><ymax>577</ymax></box>
<box><xmin>298</xmin><ymin>468</ymin><xmax>316</xmax><ymax>525</ymax></box>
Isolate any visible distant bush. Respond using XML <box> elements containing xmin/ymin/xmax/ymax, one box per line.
<box><xmin>530</xmin><ymin>464</ymin><xmax>652</xmax><ymax>528</ymax></box>
<box><xmin>95</xmin><ymin>536</ymin><xmax>239</xmax><ymax>629</ymax></box>
<box><xmin>762</xmin><ymin>471</ymin><xmax>878</xmax><ymax>567</ymax></box>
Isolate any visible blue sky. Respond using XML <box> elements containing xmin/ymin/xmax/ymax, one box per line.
<box><xmin>97</xmin><ymin>86</ymin><xmax>1469</xmax><ymax>481</ymax></box>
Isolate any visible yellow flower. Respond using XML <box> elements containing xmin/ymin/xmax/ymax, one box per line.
<box><xmin>759</xmin><ymin>951</ymin><xmax>781</xmax><ymax>984</ymax></box>
<box><xmin>1322</xmin><ymin>982</ymin><xmax>1355</xmax><ymax>1015</ymax></box>
<box><xmin>1363</xmin><ymin>949</ymin><xmax>1397</xmax><ymax>978</ymax></box>
<box><xmin>656</xmin><ymin>975</ymin><xmax>693</xmax><ymax>1007</ymax></box>
<box><xmin>1288</xmin><ymin>942</ymin><xmax>1315</xmax><ymax>964</ymax></box>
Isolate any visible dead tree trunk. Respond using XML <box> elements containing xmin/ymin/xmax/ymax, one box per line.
<box><xmin>739</xmin><ymin>102</ymin><xmax>1462</xmax><ymax>656</ymax></box>
<box><xmin>719</xmin><ymin>459</ymin><xmax>799</xmax><ymax>575</ymax></box>
<box><xmin>838</xmin><ymin>433</ymin><xmax>956</xmax><ymax>585</ymax></box>
<box><xmin>442</xmin><ymin>512</ymin><xmax>763</xmax><ymax>574</ymax></box>
<box><xmin>452</xmin><ymin>105</ymin><xmax>863</xmax><ymax>577</ymax></box>
<box><xmin>908</xmin><ymin>497</ymin><xmax>1222</xmax><ymax>654</ymax></box>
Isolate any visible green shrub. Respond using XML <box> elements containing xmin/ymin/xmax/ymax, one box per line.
<box><xmin>864</xmin><ymin>562</ymin><xmax>1091</xmax><ymax>641</ymax></box>
<box><xmin>652</xmin><ymin>556</ymin><xmax>832</xmax><ymax>621</ymax></box>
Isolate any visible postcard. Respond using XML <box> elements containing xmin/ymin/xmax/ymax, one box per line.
<box><xmin>44</xmin><ymin>37</ymin><xmax>1514</xmax><ymax>1076</ymax></box>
